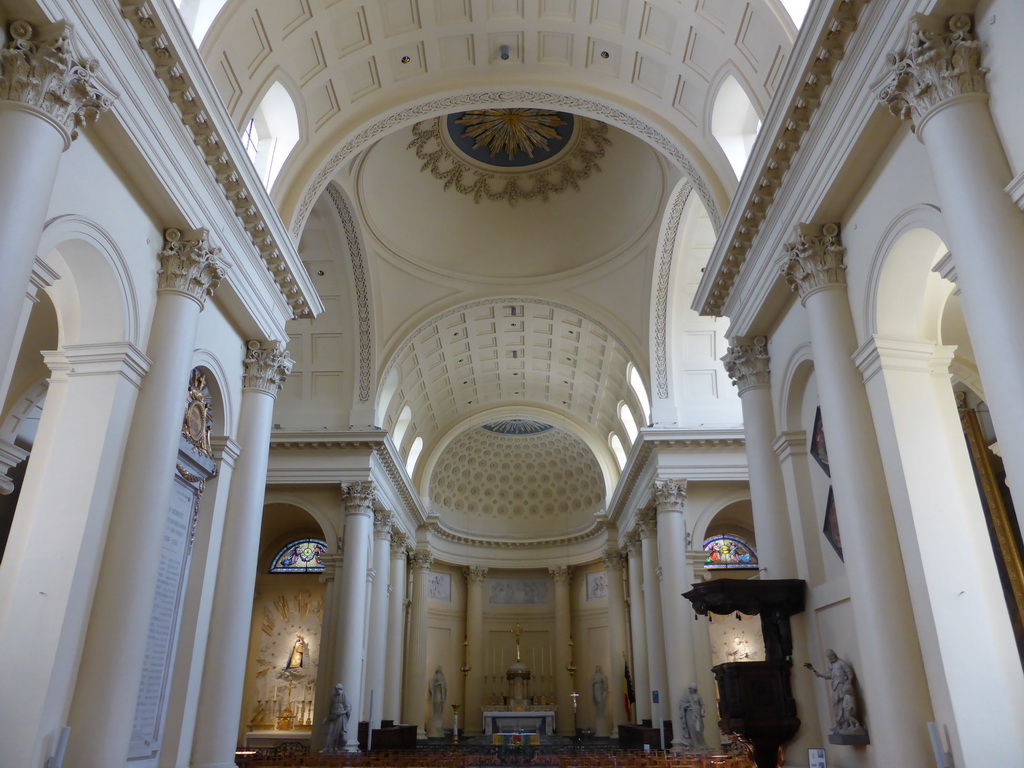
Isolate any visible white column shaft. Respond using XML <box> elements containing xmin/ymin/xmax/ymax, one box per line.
<box><xmin>68</xmin><ymin>291</ymin><xmax>203</xmax><ymax>766</ymax></box>
<box><xmin>0</xmin><ymin>107</ymin><xmax>64</xmax><ymax>404</ymax></box>
<box><xmin>332</xmin><ymin>508</ymin><xmax>372</xmax><ymax>747</ymax></box>
<box><xmin>0</xmin><ymin>345</ymin><xmax>145</xmax><ymax>768</ymax></box>
<box><xmin>605</xmin><ymin>558</ymin><xmax>629</xmax><ymax>729</ymax></box>
<box><xmin>655</xmin><ymin>509</ymin><xmax>695</xmax><ymax>748</ymax></box>
<box><xmin>626</xmin><ymin>545</ymin><xmax>650</xmax><ymax>722</ymax></box>
<box><xmin>640</xmin><ymin>530</ymin><xmax>669</xmax><ymax>728</ymax></box>
<box><xmin>190</xmin><ymin>386</ymin><xmax>277</xmax><ymax>768</ymax></box>
<box><xmin>365</xmin><ymin>533</ymin><xmax>391</xmax><ymax>728</ymax></box>
<box><xmin>804</xmin><ymin>286</ymin><xmax>933</xmax><ymax>765</ymax></box>
<box><xmin>383</xmin><ymin>552</ymin><xmax>407</xmax><ymax>721</ymax></box>
<box><xmin>738</xmin><ymin>385</ymin><xmax>797</xmax><ymax>577</ymax></box>
<box><xmin>551</xmin><ymin>572</ymin><xmax>574</xmax><ymax>736</ymax></box>
<box><xmin>310</xmin><ymin>563</ymin><xmax>340</xmax><ymax>751</ymax></box>
<box><xmin>403</xmin><ymin>558</ymin><xmax>431</xmax><ymax>739</ymax></box>
<box><xmin>463</xmin><ymin>571</ymin><xmax>486</xmax><ymax>734</ymax></box>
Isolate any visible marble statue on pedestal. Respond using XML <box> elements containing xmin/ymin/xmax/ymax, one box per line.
<box><xmin>427</xmin><ymin>666</ymin><xmax>447</xmax><ymax>737</ymax></box>
<box><xmin>679</xmin><ymin>683</ymin><xmax>706</xmax><ymax>749</ymax></box>
<box><xmin>805</xmin><ymin>650</ymin><xmax>869</xmax><ymax>745</ymax></box>
<box><xmin>323</xmin><ymin>683</ymin><xmax>351</xmax><ymax>751</ymax></box>
<box><xmin>591</xmin><ymin>665</ymin><xmax>609</xmax><ymax>736</ymax></box>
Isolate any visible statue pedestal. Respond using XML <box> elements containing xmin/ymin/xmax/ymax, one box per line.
<box><xmin>426</xmin><ymin>714</ymin><xmax>443</xmax><ymax>738</ymax></box>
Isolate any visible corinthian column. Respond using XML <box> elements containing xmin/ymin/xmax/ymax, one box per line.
<box><xmin>403</xmin><ymin>548</ymin><xmax>433</xmax><ymax>739</ymax></box>
<box><xmin>601</xmin><ymin>549</ymin><xmax>628</xmax><ymax>731</ymax></box>
<box><xmin>68</xmin><ymin>229</ymin><xmax>223</xmax><ymax>767</ymax></box>
<box><xmin>311</xmin><ymin>553</ymin><xmax>343</xmax><ymax>750</ymax></box>
<box><xmin>652</xmin><ymin>480</ymin><xmax>696</xmax><ymax>749</ymax></box>
<box><xmin>364</xmin><ymin>510</ymin><xmax>393</xmax><ymax>728</ymax></box>
<box><xmin>783</xmin><ymin>224</ymin><xmax>932</xmax><ymax>766</ymax></box>
<box><xmin>638</xmin><ymin>511</ymin><xmax>668</xmax><ymax>735</ymax></box>
<box><xmin>0</xmin><ymin>20</ymin><xmax>112</xmax><ymax>398</ymax></box>
<box><xmin>722</xmin><ymin>338</ymin><xmax>797</xmax><ymax>577</ymax></box>
<box><xmin>463</xmin><ymin>566</ymin><xmax>488</xmax><ymax>734</ymax></box>
<box><xmin>549</xmin><ymin>566</ymin><xmax>574</xmax><ymax>736</ymax></box>
<box><xmin>880</xmin><ymin>14</ymin><xmax>1024</xmax><ymax>533</ymax></box>
<box><xmin>383</xmin><ymin>532</ymin><xmax>409</xmax><ymax>722</ymax></box>
<box><xmin>625</xmin><ymin>533</ymin><xmax>650</xmax><ymax>722</ymax></box>
<box><xmin>191</xmin><ymin>341</ymin><xmax>293</xmax><ymax>768</ymax></box>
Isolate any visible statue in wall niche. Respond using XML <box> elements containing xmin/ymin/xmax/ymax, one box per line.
<box><xmin>323</xmin><ymin>683</ymin><xmax>351</xmax><ymax>751</ymax></box>
<box><xmin>679</xmin><ymin>683</ymin><xmax>706</xmax><ymax>750</ymax></box>
<box><xmin>805</xmin><ymin>650</ymin><xmax>869</xmax><ymax>744</ymax></box>
<box><xmin>429</xmin><ymin>666</ymin><xmax>448</xmax><ymax>720</ymax></box>
<box><xmin>285</xmin><ymin>635</ymin><xmax>307</xmax><ymax>670</ymax></box>
<box><xmin>591</xmin><ymin>665</ymin><xmax>608</xmax><ymax>712</ymax></box>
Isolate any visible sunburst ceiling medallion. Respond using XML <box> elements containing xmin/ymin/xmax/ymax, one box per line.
<box><xmin>481</xmin><ymin>419</ymin><xmax>554</xmax><ymax>435</ymax></box>
<box><xmin>408</xmin><ymin>109</ymin><xmax>610</xmax><ymax>206</ymax></box>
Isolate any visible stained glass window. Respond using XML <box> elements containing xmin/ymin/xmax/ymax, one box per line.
<box><xmin>270</xmin><ymin>539</ymin><xmax>327</xmax><ymax>573</ymax></box>
<box><xmin>703</xmin><ymin>534</ymin><xmax>758</xmax><ymax>570</ymax></box>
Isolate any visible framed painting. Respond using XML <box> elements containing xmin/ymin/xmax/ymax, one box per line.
<box><xmin>822</xmin><ymin>487</ymin><xmax>843</xmax><ymax>561</ymax></box>
<box><xmin>810</xmin><ymin>406</ymin><xmax>830</xmax><ymax>477</ymax></box>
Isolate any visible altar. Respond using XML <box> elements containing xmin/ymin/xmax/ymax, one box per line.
<box><xmin>482</xmin><ymin>711</ymin><xmax>556</xmax><ymax>736</ymax></box>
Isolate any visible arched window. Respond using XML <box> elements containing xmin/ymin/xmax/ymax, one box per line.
<box><xmin>243</xmin><ymin>82</ymin><xmax>300</xmax><ymax>191</ymax></box>
<box><xmin>627</xmin><ymin>365</ymin><xmax>651</xmax><ymax>426</ymax></box>
<box><xmin>270</xmin><ymin>538</ymin><xmax>328</xmax><ymax>573</ymax></box>
<box><xmin>610</xmin><ymin>433</ymin><xmax>627</xmax><ymax>470</ymax></box>
<box><xmin>779</xmin><ymin>0</ymin><xmax>811</xmax><ymax>28</ymax></box>
<box><xmin>711</xmin><ymin>76</ymin><xmax>762</xmax><ymax>180</ymax></box>
<box><xmin>174</xmin><ymin>0</ymin><xmax>230</xmax><ymax>46</ymax></box>
<box><xmin>703</xmin><ymin>534</ymin><xmax>759</xmax><ymax>570</ymax></box>
<box><xmin>393</xmin><ymin>405</ymin><xmax>413</xmax><ymax>449</ymax></box>
<box><xmin>406</xmin><ymin>436</ymin><xmax>424</xmax><ymax>474</ymax></box>
<box><xmin>618</xmin><ymin>401</ymin><xmax>639</xmax><ymax>444</ymax></box>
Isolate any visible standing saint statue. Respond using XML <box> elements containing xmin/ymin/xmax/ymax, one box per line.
<box><xmin>429</xmin><ymin>665</ymin><xmax>448</xmax><ymax>720</ymax></box>
<box><xmin>679</xmin><ymin>683</ymin><xmax>706</xmax><ymax>749</ymax></box>
<box><xmin>591</xmin><ymin>665</ymin><xmax>608</xmax><ymax>711</ymax></box>
<box><xmin>805</xmin><ymin>650</ymin><xmax>868</xmax><ymax>738</ymax></box>
<box><xmin>322</xmin><ymin>683</ymin><xmax>351</xmax><ymax>751</ymax></box>
<box><xmin>285</xmin><ymin>634</ymin><xmax>307</xmax><ymax>670</ymax></box>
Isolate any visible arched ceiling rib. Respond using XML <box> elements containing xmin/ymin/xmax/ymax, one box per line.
<box><xmin>199</xmin><ymin>0</ymin><xmax>794</xmax><ymax>229</ymax></box>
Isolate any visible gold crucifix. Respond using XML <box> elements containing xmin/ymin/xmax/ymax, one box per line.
<box><xmin>511</xmin><ymin>623</ymin><xmax>523</xmax><ymax>662</ymax></box>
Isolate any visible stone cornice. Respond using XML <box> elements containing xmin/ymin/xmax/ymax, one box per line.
<box><xmin>157</xmin><ymin>227</ymin><xmax>223</xmax><ymax>305</ymax></box>
<box><xmin>426</xmin><ymin>514</ymin><xmax>607</xmax><ymax>550</ymax></box>
<box><xmin>0</xmin><ymin>19</ymin><xmax>115</xmax><ymax>148</ymax></box>
<box><xmin>117</xmin><ymin>0</ymin><xmax>320</xmax><ymax>320</ymax></box>
<box><xmin>695</xmin><ymin>0</ymin><xmax>870</xmax><ymax>317</ymax></box>
<box><xmin>722</xmin><ymin>336</ymin><xmax>771</xmax><ymax>394</ymax></box>
<box><xmin>878</xmin><ymin>14</ymin><xmax>987</xmax><ymax>135</ymax></box>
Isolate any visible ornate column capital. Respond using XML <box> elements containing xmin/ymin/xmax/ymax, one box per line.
<box><xmin>601</xmin><ymin>548</ymin><xmax>626</xmax><ymax>572</ymax></box>
<box><xmin>409</xmin><ymin>548</ymin><xmax>434</xmax><ymax>572</ymax></box>
<box><xmin>637</xmin><ymin>509</ymin><xmax>657</xmax><ymax>539</ymax></box>
<box><xmin>342</xmin><ymin>481</ymin><xmax>375</xmax><ymax>516</ymax></box>
<box><xmin>653</xmin><ymin>479</ymin><xmax>687</xmax><ymax>513</ymax></box>
<box><xmin>722</xmin><ymin>336</ymin><xmax>770</xmax><ymax>394</ymax></box>
<box><xmin>242</xmin><ymin>340</ymin><xmax>293</xmax><ymax>395</ymax></box>
<box><xmin>373</xmin><ymin>509</ymin><xmax>393</xmax><ymax>539</ymax></box>
<box><xmin>390</xmin><ymin>529</ymin><xmax>410</xmax><ymax>557</ymax></box>
<box><xmin>782</xmin><ymin>222</ymin><xmax>847</xmax><ymax>302</ymax></box>
<box><xmin>0</xmin><ymin>20</ymin><xmax>114</xmax><ymax>148</ymax></box>
<box><xmin>624</xmin><ymin>531</ymin><xmax>642</xmax><ymax>556</ymax></box>
<box><xmin>548</xmin><ymin>565</ymin><xmax>573</xmax><ymax>583</ymax></box>
<box><xmin>879</xmin><ymin>14</ymin><xmax>987</xmax><ymax>134</ymax></box>
<box><xmin>157</xmin><ymin>228</ymin><xmax>224</xmax><ymax>306</ymax></box>
<box><xmin>465</xmin><ymin>566</ymin><xmax>489</xmax><ymax>584</ymax></box>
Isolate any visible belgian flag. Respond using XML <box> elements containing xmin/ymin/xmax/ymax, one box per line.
<box><xmin>623</xmin><ymin>659</ymin><xmax>636</xmax><ymax>722</ymax></box>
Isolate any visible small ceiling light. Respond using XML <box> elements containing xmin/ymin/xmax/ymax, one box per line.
<box><xmin>401</xmin><ymin>55</ymin><xmax>411</xmax><ymax>64</ymax></box>
<box><xmin>500</xmin><ymin>45</ymin><xmax>510</xmax><ymax>60</ymax></box>
<box><xmin>600</xmin><ymin>50</ymin><xmax>610</xmax><ymax>59</ymax></box>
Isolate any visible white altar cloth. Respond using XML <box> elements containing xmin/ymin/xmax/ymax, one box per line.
<box><xmin>482</xmin><ymin>711</ymin><xmax>556</xmax><ymax>736</ymax></box>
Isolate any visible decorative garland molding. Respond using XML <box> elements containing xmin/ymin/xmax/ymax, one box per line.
<box><xmin>325</xmin><ymin>183</ymin><xmax>372</xmax><ymax>402</ymax></box>
<box><xmin>292</xmin><ymin>90</ymin><xmax>722</xmax><ymax>237</ymax></box>
<box><xmin>119</xmin><ymin>0</ymin><xmax>316</xmax><ymax>319</ymax></box>
<box><xmin>426</xmin><ymin>514</ymin><xmax>607</xmax><ymax>550</ymax></box>
<box><xmin>654</xmin><ymin>183</ymin><xmax>693</xmax><ymax>399</ymax></box>
<box><xmin>698</xmin><ymin>0</ymin><xmax>870</xmax><ymax>317</ymax></box>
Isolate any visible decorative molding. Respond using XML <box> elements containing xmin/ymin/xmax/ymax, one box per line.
<box><xmin>408</xmin><ymin>115</ymin><xmax>610</xmax><ymax>206</ymax></box>
<box><xmin>879</xmin><ymin>14</ymin><xmax>987</xmax><ymax>134</ymax></box>
<box><xmin>772</xmin><ymin>430</ymin><xmax>807</xmax><ymax>461</ymax></box>
<box><xmin>242</xmin><ymin>340</ymin><xmax>294</xmax><ymax>394</ymax></box>
<box><xmin>0</xmin><ymin>20</ymin><xmax>114</xmax><ymax>148</ymax></box>
<box><xmin>548</xmin><ymin>565</ymin><xmax>573</xmax><ymax>583</ymax></box>
<box><xmin>0</xmin><ymin>438</ymin><xmax>29</xmax><ymax>496</ymax></box>
<box><xmin>654</xmin><ymin>184</ymin><xmax>693</xmax><ymax>399</ymax></box>
<box><xmin>465</xmin><ymin>566</ymin><xmax>489</xmax><ymax>583</ymax></box>
<box><xmin>782</xmin><ymin>222</ymin><xmax>847</xmax><ymax>301</ymax></box>
<box><xmin>699</xmin><ymin>0</ymin><xmax>869</xmax><ymax>317</ymax></box>
<box><xmin>157</xmin><ymin>227</ymin><xmax>223</xmax><ymax>305</ymax></box>
<box><xmin>118</xmin><ymin>1</ymin><xmax>315</xmax><ymax>319</ymax></box>
<box><xmin>373</xmin><ymin>509</ymin><xmax>393</xmax><ymax>539</ymax></box>
<box><xmin>722</xmin><ymin>336</ymin><xmax>771</xmax><ymax>394</ymax></box>
<box><xmin>652</xmin><ymin>479</ymin><xmax>687</xmax><ymax>512</ymax></box>
<box><xmin>930</xmin><ymin>251</ymin><xmax>959</xmax><ymax>295</ymax></box>
<box><xmin>342</xmin><ymin>480</ymin><xmax>375</xmax><ymax>515</ymax></box>
<box><xmin>325</xmin><ymin>183</ymin><xmax>371</xmax><ymax>402</ymax></box>
<box><xmin>292</xmin><ymin>90</ymin><xmax>722</xmax><ymax>236</ymax></box>
<box><xmin>426</xmin><ymin>514</ymin><xmax>607</xmax><ymax>549</ymax></box>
